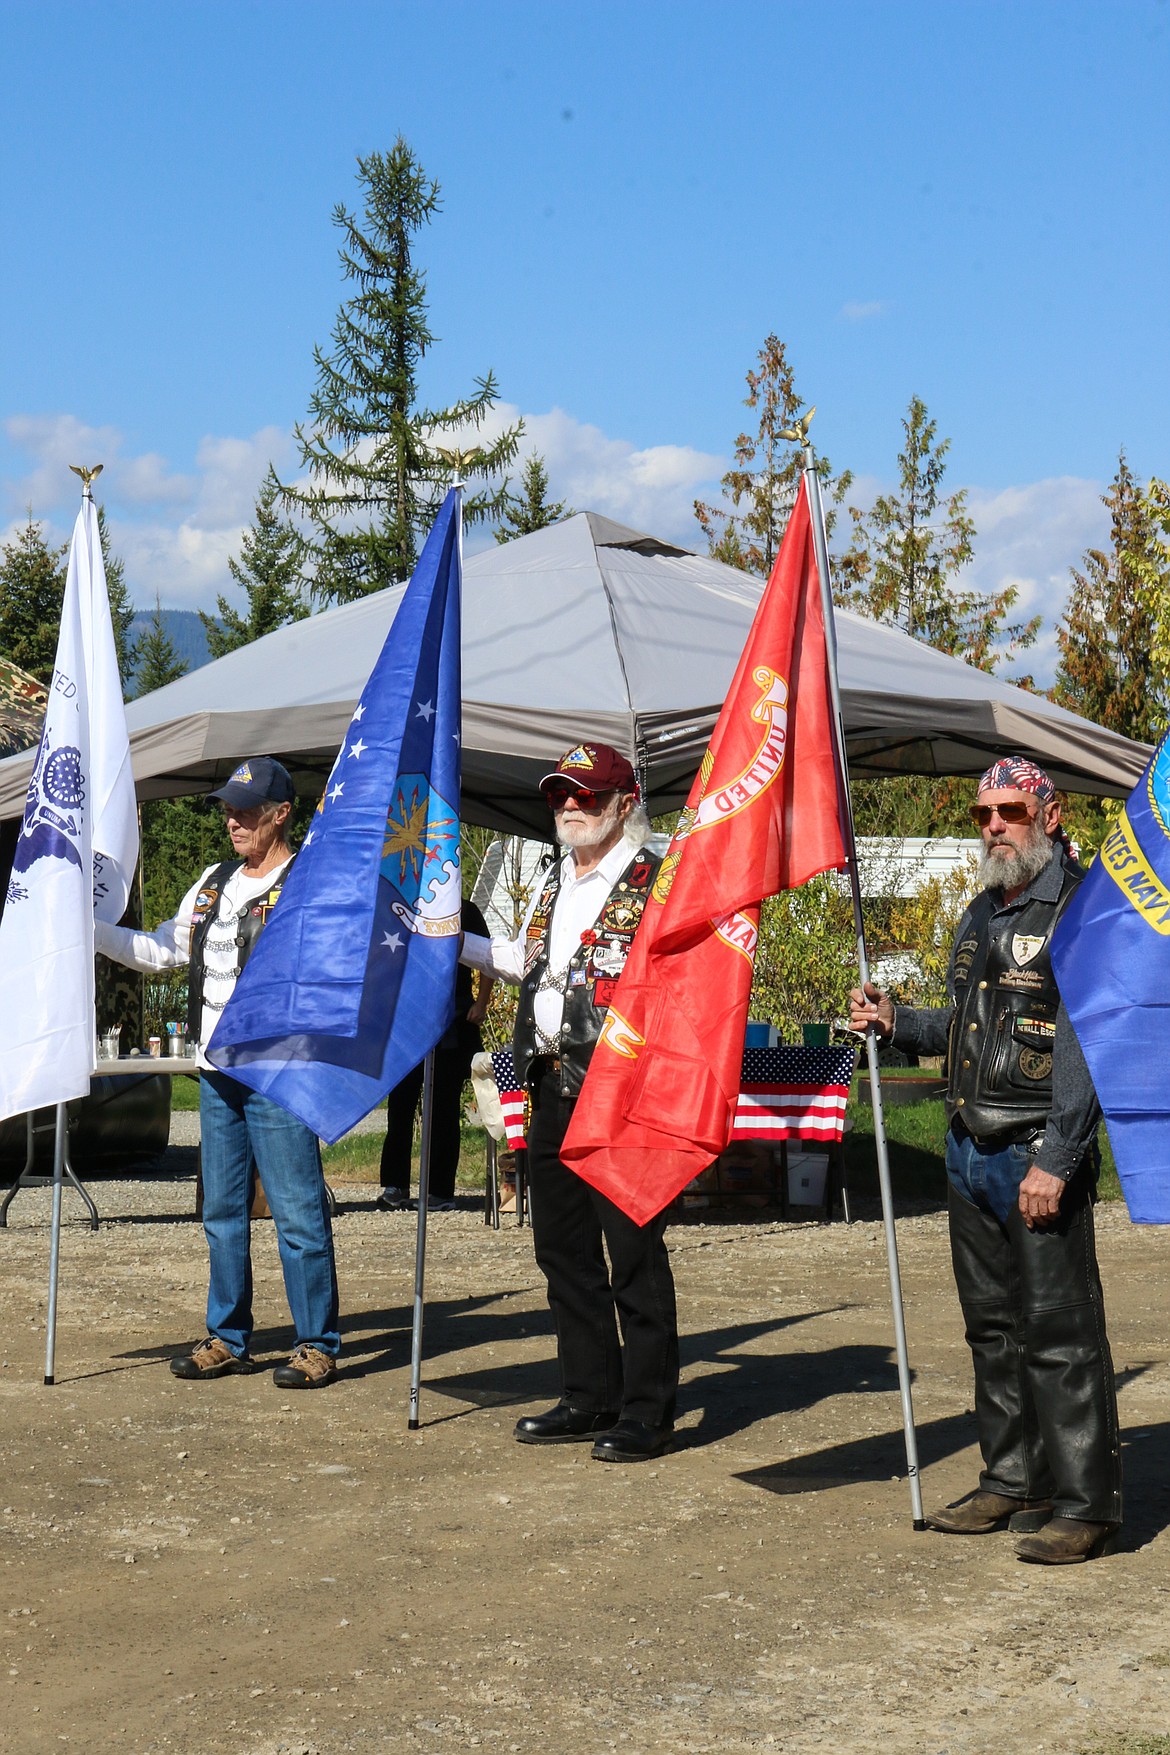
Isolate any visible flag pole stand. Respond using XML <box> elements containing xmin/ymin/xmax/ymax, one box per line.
<box><xmin>408</xmin><ymin>1049</ymin><xmax>437</xmax><ymax>1429</ymax></box>
<box><xmin>43</xmin><ymin>1103</ymin><xmax>68</xmax><ymax>1386</ymax></box>
<box><xmin>800</xmin><ymin>431</ymin><xmax>926</xmax><ymax>1530</ymax></box>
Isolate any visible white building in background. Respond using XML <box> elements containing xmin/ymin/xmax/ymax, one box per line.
<box><xmin>472</xmin><ymin>833</ymin><xmax>981</xmax><ymax>936</ymax></box>
<box><xmin>855</xmin><ymin>836</ymin><xmax>981</xmax><ymax>899</ymax></box>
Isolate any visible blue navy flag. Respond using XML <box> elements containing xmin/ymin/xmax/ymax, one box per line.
<box><xmin>208</xmin><ymin>490</ymin><xmax>462</xmax><ymax>1143</ymax></box>
<box><xmin>1052</xmin><ymin>731</ymin><xmax>1170</xmax><ymax>1223</ymax></box>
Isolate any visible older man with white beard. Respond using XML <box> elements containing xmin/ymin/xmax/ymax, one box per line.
<box><xmin>462</xmin><ymin>742</ymin><xmax>679</xmax><ymax>1463</ymax></box>
<box><xmin>851</xmin><ymin>758</ymin><xmax>1122</xmax><ymax>1563</ymax></box>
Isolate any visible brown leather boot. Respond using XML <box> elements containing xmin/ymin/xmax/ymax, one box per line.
<box><xmin>1015</xmin><ymin>1517</ymin><xmax>1119</xmax><ymax>1564</ymax></box>
<box><xmin>927</xmin><ymin>1489</ymin><xmax>1051</xmax><ymax>1534</ymax></box>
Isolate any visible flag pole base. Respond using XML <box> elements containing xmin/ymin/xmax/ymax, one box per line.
<box><xmin>913</xmin><ymin>1519</ymin><xmax>927</xmax><ymax>1532</ymax></box>
<box><xmin>43</xmin><ymin>1374</ymin><xmax>55</xmax><ymax>1387</ymax></box>
<box><xmin>408</xmin><ymin>1418</ymin><xmax>419</xmax><ymax>1431</ymax></box>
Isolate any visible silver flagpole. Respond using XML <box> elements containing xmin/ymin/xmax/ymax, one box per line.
<box><xmin>408</xmin><ymin>1048</ymin><xmax>436</xmax><ymax>1429</ymax></box>
<box><xmin>798</xmin><ymin>422</ymin><xmax>926</xmax><ymax>1529</ymax></box>
<box><xmin>43</xmin><ymin>1104</ymin><xmax>68</xmax><ymax>1386</ymax></box>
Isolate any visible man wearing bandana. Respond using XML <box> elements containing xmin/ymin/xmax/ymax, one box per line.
<box><xmin>461</xmin><ymin>742</ymin><xmax>679</xmax><ymax>1463</ymax></box>
<box><xmin>850</xmin><ymin>757</ymin><xmax>1122</xmax><ymax>1563</ymax></box>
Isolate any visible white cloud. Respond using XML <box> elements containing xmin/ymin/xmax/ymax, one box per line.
<box><xmin>841</xmin><ymin>300</ymin><xmax>887</xmax><ymax>322</ymax></box>
<box><xmin>0</xmin><ymin>406</ymin><xmax>1110</xmax><ymax>654</ymax></box>
<box><xmin>960</xmin><ymin>477</ymin><xmax>1107</xmax><ymax>681</ymax></box>
<box><xmin>474</xmin><ymin>403</ymin><xmax>725</xmax><ymax>547</ymax></box>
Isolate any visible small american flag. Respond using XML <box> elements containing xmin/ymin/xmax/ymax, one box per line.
<box><xmin>732</xmin><ymin>1044</ymin><xmax>856</xmax><ymax>1143</ymax></box>
<box><xmin>490</xmin><ymin>1049</ymin><xmax>529</xmax><ymax>1149</ymax></box>
<box><xmin>491</xmin><ymin>1043</ymin><xmax>856</xmax><ymax>1150</ymax></box>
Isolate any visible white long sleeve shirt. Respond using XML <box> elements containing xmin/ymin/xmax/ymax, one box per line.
<box><xmin>461</xmin><ymin>839</ymin><xmax>642</xmax><ymax>1044</ymax></box>
<box><xmin>94</xmin><ymin>857</ymin><xmax>293</xmax><ymax>1069</ymax></box>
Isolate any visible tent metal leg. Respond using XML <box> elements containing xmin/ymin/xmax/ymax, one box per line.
<box><xmin>1</xmin><ymin>1110</ymin><xmax>99</xmax><ymax>1232</ymax></box>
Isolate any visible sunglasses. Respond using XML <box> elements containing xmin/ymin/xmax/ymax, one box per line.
<box><xmin>546</xmin><ymin>784</ymin><xmax>612</xmax><ymax>812</ymax></box>
<box><xmin>969</xmin><ymin>802</ymin><xmax>1037</xmax><ymax>827</ymax></box>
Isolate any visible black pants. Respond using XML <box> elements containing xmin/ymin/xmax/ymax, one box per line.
<box><xmin>947</xmin><ymin>1175</ymin><xmax>1122</xmax><ymax>1523</ymax></box>
<box><xmin>380</xmin><ymin>1039</ymin><xmax>476</xmax><ymax>1202</ymax></box>
<box><xmin>526</xmin><ymin>1070</ymin><xmax>679</xmax><ymax>1428</ymax></box>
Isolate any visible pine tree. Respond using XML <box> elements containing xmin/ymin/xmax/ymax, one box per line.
<box><xmin>0</xmin><ymin>514</ymin><xmax>66</xmax><ymax>684</ymax></box>
<box><xmin>96</xmin><ymin>504</ymin><xmax>135</xmax><ymax>688</ymax></box>
<box><xmin>694</xmin><ymin>334</ymin><xmax>849</xmax><ymax>576</ymax></box>
<box><xmin>1054</xmin><ymin>451</ymin><xmax>1169</xmax><ymax>743</ymax></box>
<box><xmin>131</xmin><ymin>597</ymin><xmax>187</xmax><ymax>697</ymax></box>
<box><xmin>838</xmin><ymin>395</ymin><xmax>1039</xmax><ymax>673</ymax></box>
<box><xmin>201</xmin><ymin>468</ymin><xmax>308</xmax><ymax>657</ymax></box>
<box><xmin>287</xmin><ymin>139</ymin><xmax>522</xmax><ymax>602</ymax></box>
<box><xmin>494</xmin><ymin>454</ymin><xmax>574</xmax><ymax>543</ymax></box>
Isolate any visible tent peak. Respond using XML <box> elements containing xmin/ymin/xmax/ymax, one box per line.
<box><xmin>580</xmin><ymin>510</ymin><xmax>694</xmax><ymax>559</ymax></box>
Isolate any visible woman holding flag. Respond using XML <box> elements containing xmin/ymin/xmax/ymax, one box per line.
<box><xmin>95</xmin><ymin>757</ymin><xmax>341</xmax><ymax>1390</ymax></box>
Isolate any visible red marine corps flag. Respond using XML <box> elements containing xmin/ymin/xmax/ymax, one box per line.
<box><xmin>561</xmin><ymin>479</ymin><xmax>847</xmax><ymax>1223</ymax></box>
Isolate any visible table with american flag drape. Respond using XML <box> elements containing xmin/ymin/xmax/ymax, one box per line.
<box><xmin>489</xmin><ymin>1044</ymin><xmax>857</xmax><ymax>1154</ymax></box>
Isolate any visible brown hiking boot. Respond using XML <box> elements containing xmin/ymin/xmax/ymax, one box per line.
<box><xmin>272</xmin><ymin>1344</ymin><xmax>338</xmax><ymax>1389</ymax></box>
<box><xmin>1015</xmin><ymin>1517</ymin><xmax>1119</xmax><ymax>1564</ymax></box>
<box><xmin>170</xmin><ymin>1337</ymin><xmax>254</xmax><ymax>1380</ymax></box>
<box><xmin>926</xmin><ymin>1489</ymin><xmax>1050</xmax><ymax>1534</ymax></box>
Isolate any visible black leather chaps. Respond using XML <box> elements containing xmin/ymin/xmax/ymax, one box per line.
<box><xmin>947</xmin><ymin>1176</ymin><xmax>1122</xmax><ymax>1523</ymax></box>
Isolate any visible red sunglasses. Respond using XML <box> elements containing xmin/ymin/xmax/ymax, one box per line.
<box><xmin>545</xmin><ymin>784</ymin><xmax>612</xmax><ymax>812</ymax></box>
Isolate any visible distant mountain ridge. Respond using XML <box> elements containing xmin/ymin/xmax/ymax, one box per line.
<box><xmin>128</xmin><ymin>609</ymin><xmax>215</xmax><ymax>686</ymax></box>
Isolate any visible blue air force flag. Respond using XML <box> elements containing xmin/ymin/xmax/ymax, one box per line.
<box><xmin>1052</xmin><ymin>732</ymin><xmax>1170</xmax><ymax>1222</ymax></box>
<box><xmin>207</xmin><ymin>489</ymin><xmax>463</xmax><ymax>1143</ymax></box>
<box><xmin>0</xmin><ymin>492</ymin><xmax>138</xmax><ymax>1122</ymax></box>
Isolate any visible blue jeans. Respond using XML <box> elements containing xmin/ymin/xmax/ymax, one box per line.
<box><xmin>199</xmin><ymin>1070</ymin><xmax>340</xmax><ymax>1358</ymax></box>
<box><xmin>945</xmin><ymin>1126</ymin><xmax>1034</xmax><ymax>1223</ymax></box>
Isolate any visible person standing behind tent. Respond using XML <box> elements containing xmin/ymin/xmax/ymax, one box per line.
<box><xmin>94</xmin><ymin>757</ymin><xmax>340</xmax><ymax>1389</ymax></box>
<box><xmin>850</xmin><ymin>756</ymin><xmax>1121</xmax><ymax>1563</ymax></box>
<box><xmin>377</xmin><ymin>897</ymin><xmax>495</xmax><ymax>1211</ymax></box>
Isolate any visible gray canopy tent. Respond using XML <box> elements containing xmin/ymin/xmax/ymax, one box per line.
<box><xmin>0</xmin><ymin>510</ymin><xmax>1150</xmax><ymax>827</ymax></box>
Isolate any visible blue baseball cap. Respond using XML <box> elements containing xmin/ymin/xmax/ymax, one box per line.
<box><xmin>209</xmin><ymin>756</ymin><xmax>295</xmax><ymax>810</ymax></box>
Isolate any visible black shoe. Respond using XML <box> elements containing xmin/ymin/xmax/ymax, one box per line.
<box><xmin>591</xmin><ymin>1419</ymin><xmax>674</xmax><ymax>1462</ymax></box>
<box><xmin>514</xmin><ymin>1402</ymin><xmax>619</xmax><ymax>1444</ymax></box>
<box><xmin>589</xmin><ymin>1418</ymin><xmax>673</xmax><ymax>1460</ymax></box>
<box><xmin>376</xmin><ymin>1189</ymin><xmax>413</xmax><ymax>1212</ymax></box>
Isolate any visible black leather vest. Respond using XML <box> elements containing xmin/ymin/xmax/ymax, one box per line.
<box><xmin>186</xmin><ymin>854</ymin><xmax>296</xmax><ymax>1040</ymax></box>
<box><xmin>513</xmin><ymin>848</ymin><xmax>660</xmax><ymax>1099</ymax></box>
<box><xmin>946</xmin><ymin>856</ymin><xmax>1082</xmax><ymax>1142</ymax></box>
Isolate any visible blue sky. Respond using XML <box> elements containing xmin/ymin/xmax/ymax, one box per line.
<box><xmin>3</xmin><ymin>0</ymin><xmax>1168</xmax><ymax>676</ymax></box>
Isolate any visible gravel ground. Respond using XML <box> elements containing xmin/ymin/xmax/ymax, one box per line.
<box><xmin>3</xmin><ymin>1168</ymin><xmax>1170</xmax><ymax>1755</ymax></box>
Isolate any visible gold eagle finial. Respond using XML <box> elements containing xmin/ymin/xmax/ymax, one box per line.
<box><xmin>779</xmin><ymin>406</ymin><xmax>816</xmax><ymax>445</ymax></box>
<box><xmin>69</xmin><ymin>463</ymin><xmax>104</xmax><ymax>491</ymax></box>
<box><xmin>433</xmin><ymin>445</ymin><xmax>483</xmax><ymax>474</ymax></box>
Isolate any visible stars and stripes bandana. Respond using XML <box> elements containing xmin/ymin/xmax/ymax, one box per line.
<box><xmin>977</xmin><ymin>756</ymin><xmax>1056</xmax><ymax>801</ymax></box>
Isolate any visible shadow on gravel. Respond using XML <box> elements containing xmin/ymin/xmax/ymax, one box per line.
<box><xmin>735</xmin><ymin>1409</ymin><xmax>978</xmax><ymax>1496</ymax></box>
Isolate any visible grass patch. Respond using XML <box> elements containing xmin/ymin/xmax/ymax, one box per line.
<box><xmin>322</xmin><ymin>1122</ymin><xmax>488</xmax><ymax>1190</ymax></box>
<box><xmin>846</xmin><ymin>1095</ymin><xmax>1123</xmax><ymax>1204</ymax></box>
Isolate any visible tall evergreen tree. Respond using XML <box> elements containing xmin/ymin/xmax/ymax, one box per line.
<box><xmin>1054</xmin><ymin>451</ymin><xmax>1169</xmax><ymax>743</ymax></box>
<box><xmin>0</xmin><ymin>514</ymin><xmax>66</xmax><ymax>684</ymax></box>
<box><xmin>132</xmin><ymin>596</ymin><xmax>187</xmax><ymax>696</ymax></box>
<box><xmin>286</xmin><ymin>139</ymin><xmax>522</xmax><ymax>602</ymax></box>
<box><xmin>494</xmin><ymin>453</ymin><xmax>574</xmax><ymax>543</ymax></box>
<box><xmin>694</xmin><ymin>334</ymin><xmax>849</xmax><ymax>576</ymax></box>
<box><xmin>838</xmin><ymin>395</ymin><xmax>1038</xmax><ymax>673</ymax></box>
<box><xmin>201</xmin><ymin>467</ymin><xmax>308</xmax><ymax>657</ymax></box>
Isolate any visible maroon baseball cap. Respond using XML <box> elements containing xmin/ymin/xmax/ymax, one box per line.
<box><xmin>538</xmin><ymin>742</ymin><xmax>637</xmax><ymax>798</ymax></box>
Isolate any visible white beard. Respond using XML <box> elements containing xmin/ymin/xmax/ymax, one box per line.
<box><xmin>978</xmin><ymin>819</ymin><xmax>1055</xmax><ymax>892</ymax></box>
<box><xmin>557</xmin><ymin>798</ymin><xmax>625</xmax><ymax>854</ymax></box>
